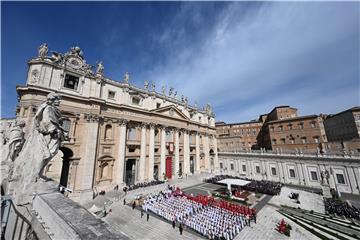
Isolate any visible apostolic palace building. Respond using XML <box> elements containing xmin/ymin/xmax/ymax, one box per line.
<box><xmin>12</xmin><ymin>45</ymin><xmax>219</xmax><ymax>201</ymax></box>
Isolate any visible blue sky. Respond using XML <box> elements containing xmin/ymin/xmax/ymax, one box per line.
<box><xmin>1</xmin><ymin>1</ymin><xmax>359</xmax><ymax>122</ymax></box>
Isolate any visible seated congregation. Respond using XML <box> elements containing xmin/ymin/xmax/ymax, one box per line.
<box><xmin>142</xmin><ymin>186</ymin><xmax>256</xmax><ymax>240</ymax></box>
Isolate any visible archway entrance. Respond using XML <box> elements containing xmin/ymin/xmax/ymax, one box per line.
<box><xmin>154</xmin><ymin>165</ymin><xmax>159</xmax><ymax>180</ymax></box>
<box><xmin>44</xmin><ymin>147</ymin><xmax>73</xmax><ymax>187</ymax></box>
<box><xmin>190</xmin><ymin>156</ymin><xmax>194</xmax><ymax>174</ymax></box>
<box><xmin>60</xmin><ymin>147</ymin><xmax>73</xmax><ymax>187</ymax></box>
<box><xmin>125</xmin><ymin>159</ymin><xmax>136</xmax><ymax>186</ymax></box>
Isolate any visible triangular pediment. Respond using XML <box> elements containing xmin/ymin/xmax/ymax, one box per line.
<box><xmin>151</xmin><ymin>105</ymin><xmax>189</xmax><ymax>120</ymax></box>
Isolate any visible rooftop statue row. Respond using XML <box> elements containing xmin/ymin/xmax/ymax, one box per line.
<box><xmin>36</xmin><ymin>44</ymin><xmax>214</xmax><ymax>116</ymax></box>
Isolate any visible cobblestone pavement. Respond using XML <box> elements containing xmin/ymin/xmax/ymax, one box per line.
<box><xmin>235</xmin><ymin>205</ymin><xmax>320</xmax><ymax>240</ymax></box>
<box><xmin>83</xmin><ymin>176</ymin><xmax>327</xmax><ymax>240</ymax></box>
<box><xmin>269</xmin><ymin>186</ymin><xmax>325</xmax><ymax>213</ymax></box>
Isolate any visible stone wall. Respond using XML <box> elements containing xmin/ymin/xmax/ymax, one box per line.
<box><xmin>218</xmin><ymin>151</ymin><xmax>360</xmax><ymax>195</ymax></box>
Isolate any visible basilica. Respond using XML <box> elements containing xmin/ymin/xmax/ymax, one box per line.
<box><xmin>15</xmin><ymin>45</ymin><xmax>219</xmax><ymax>202</ymax></box>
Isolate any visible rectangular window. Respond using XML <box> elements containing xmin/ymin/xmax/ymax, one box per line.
<box><xmin>256</xmin><ymin>166</ymin><xmax>261</xmax><ymax>174</ymax></box>
<box><xmin>156</xmin><ymin>103</ymin><xmax>161</xmax><ymax>108</ymax></box>
<box><xmin>230</xmin><ymin>164</ymin><xmax>234</xmax><ymax>170</ymax></box>
<box><xmin>63</xmin><ymin>74</ymin><xmax>79</xmax><ymax>90</ymax></box>
<box><xmin>289</xmin><ymin>169</ymin><xmax>296</xmax><ymax>178</ymax></box>
<box><xmin>242</xmin><ymin>165</ymin><xmax>246</xmax><ymax>172</ymax></box>
<box><xmin>280</xmin><ymin>138</ymin><xmax>286</xmax><ymax>144</ymax></box>
<box><xmin>272</xmin><ymin>139</ymin><xmax>277</xmax><ymax>145</ymax></box>
<box><xmin>288</xmin><ymin>124</ymin><xmax>293</xmax><ymax>130</ymax></box>
<box><xmin>311</xmin><ymin>122</ymin><xmax>316</xmax><ymax>128</ymax></box>
<box><xmin>220</xmin><ymin>163</ymin><xmax>223</xmax><ymax>169</ymax></box>
<box><xmin>279</xmin><ymin>126</ymin><xmax>283</xmax><ymax>131</ymax></box>
<box><xmin>336</xmin><ymin>174</ymin><xmax>345</xmax><ymax>184</ymax></box>
<box><xmin>299</xmin><ymin>123</ymin><xmax>304</xmax><ymax>129</ymax></box>
<box><xmin>301</xmin><ymin>137</ymin><xmax>307</xmax><ymax>144</ymax></box>
<box><xmin>61</xmin><ymin>119</ymin><xmax>71</xmax><ymax>133</ymax></box>
<box><xmin>310</xmin><ymin>171</ymin><xmax>318</xmax><ymax>181</ymax></box>
<box><xmin>108</xmin><ymin>90</ymin><xmax>116</xmax><ymax>99</ymax></box>
<box><xmin>313</xmin><ymin>137</ymin><xmax>320</xmax><ymax>143</ymax></box>
<box><xmin>271</xmin><ymin>167</ymin><xmax>277</xmax><ymax>176</ymax></box>
<box><xmin>132</xmin><ymin>97</ymin><xmax>140</xmax><ymax>105</ymax></box>
<box><xmin>290</xmin><ymin>138</ymin><xmax>295</xmax><ymax>144</ymax></box>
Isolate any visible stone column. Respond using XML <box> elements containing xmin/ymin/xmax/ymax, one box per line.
<box><xmin>183</xmin><ymin>130</ymin><xmax>190</xmax><ymax>175</ymax></box>
<box><xmin>79</xmin><ymin>115</ymin><xmax>100</xmax><ymax>202</ymax></box>
<box><xmin>345</xmin><ymin>166</ymin><xmax>358</xmax><ymax>194</ymax></box>
<box><xmin>213</xmin><ymin>136</ymin><xmax>219</xmax><ymax>173</ymax></box>
<box><xmin>160</xmin><ymin>126</ymin><xmax>166</xmax><ymax>180</ymax></box>
<box><xmin>195</xmin><ymin>133</ymin><xmax>201</xmax><ymax>173</ymax></box>
<box><xmin>174</xmin><ymin>129</ymin><xmax>180</xmax><ymax>178</ymax></box>
<box><xmin>116</xmin><ymin>119</ymin><xmax>128</xmax><ymax>185</ymax></box>
<box><xmin>139</xmin><ymin>123</ymin><xmax>147</xmax><ymax>182</ymax></box>
<box><xmin>204</xmin><ymin>135</ymin><xmax>210</xmax><ymax>172</ymax></box>
<box><xmin>148</xmin><ymin>123</ymin><xmax>155</xmax><ymax>180</ymax></box>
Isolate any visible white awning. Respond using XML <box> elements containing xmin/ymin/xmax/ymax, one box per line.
<box><xmin>88</xmin><ymin>204</ymin><xmax>103</xmax><ymax>213</ymax></box>
<box><xmin>217</xmin><ymin>179</ymin><xmax>251</xmax><ymax>186</ymax></box>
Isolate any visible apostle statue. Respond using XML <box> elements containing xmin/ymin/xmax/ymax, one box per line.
<box><xmin>123</xmin><ymin>72</ymin><xmax>130</xmax><ymax>84</ymax></box>
<box><xmin>169</xmin><ymin>87</ymin><xmax>174</xmax><ymax>96</ymax></box>
<box><xmin>7</xmin><ymin>120</ymin><xmax>26</xmax><ymax>161</ymax></box>
<box><xmin>96</xmin><ymin>61</ymin><xmax>104</xmax><ymax>75</ymax></box>
<box><xmin>151</xmin><ymin>81</ymin><xmax>156</xmax><ymax>92</ymax></box>
<box><xmin>162</xmin><ymin>85</ymin><xmax>166</xmax><ymax>95</ymax></box>
<box><xmin>38</xmin><ymin>43</ymin><xmax>48</xmax><ymax>58</ymax></box>
<box><xmin>12</xmin><ymin>92</ymin><xmax>67</xmax><ymax>204</ymax></box>
<box><xmin>144</xmin><ymin>80</ymin><xmax>149</xmax><ymax>91</ymax></box>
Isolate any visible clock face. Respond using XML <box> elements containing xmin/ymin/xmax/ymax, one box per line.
<box><xmin>66</xmin><ymin>56</ymin><xmax>83</xmax><ymax>69</ymax></box>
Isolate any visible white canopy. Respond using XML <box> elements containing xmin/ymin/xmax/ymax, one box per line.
<box><xmin>88</xmin><ymin>204</ymin><xmax>103</xmax><ymax>214</ymax></box>
<box><xmin>218</xmin><ymin>179</ymin><xmax>251</xmax><ymax>186</ymax></box>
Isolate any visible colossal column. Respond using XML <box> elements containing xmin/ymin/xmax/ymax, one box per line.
<box><xmin>213</xmin><ymin>136</ymin><xmax>219</xmax><ymax>173</ymax></box>
<box><xmin>116</xmin><ymin>119</ymin><xmax>128</xmax><ymax>185</ymax></box>
<box><xmin>79</xmin><ymin>114</ymin><xmax>100</xmax><ymax>202</ymax></box>
<box><xmin>139</xmin><ymin>123</ymin><xmax>147</xmax><ymax>182</ymax></box>
<box><xmin>160</xmin><ymin>125</ymin><xmax>166</xmax><ymax>179</ymax></box>
<box><xmin>204</xmin><ymin>134</ymin><xmax>210</xmax><ymax>171</ymax></box>
<box><xmin>183</xmin><ymin>130</ymin><xmax>190</xmax><ymax>175</ymax></box>
<box><xmin>195</xmin><ymin>132</ymin><xmax>201</xmax><ymax>173</ymax></box>
<box><xmin>174</xmin><ymin>129</ymin><xmax>180</xmax><ymax>178</ymax></box>
<box><xmin>148</xmin><ymin>123</ymin><xmax>155</xmax><ymax>180</ymax></box>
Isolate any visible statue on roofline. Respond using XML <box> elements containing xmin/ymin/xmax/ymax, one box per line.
<box><xmin>123</xmin><ymin>72</ymin><xmax>130</xmax><ymax>84</ymax></box>
<box><xmin>144</xmin><ymin>80</ymin><xmax>149</xmax><ymax>91</ymax></box>
<box><xmin>96</xmin><ymin>61</ymin><xmax>104</xmax><ymax>75</ymax></box>
<box><xmin>38</xmin><ymin>43</ymin><xmax>48</xmax><ymax>58</ymax></box>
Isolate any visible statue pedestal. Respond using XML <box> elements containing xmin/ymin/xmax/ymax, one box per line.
<box><xmin>13</xmin><ymin>180</ymin><xmax>59</xmax><ymax>206</ymax></box>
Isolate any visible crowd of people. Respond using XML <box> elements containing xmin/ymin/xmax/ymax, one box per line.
<box><xmin>122</xmin><ymin>180</ymin><xmax>165</xmax><ymax>193</ymax></box>
<box><xmin>243</xmin><ymin>180</ymin><xmax>282</xmax><ymax>195</ymax></box>
<box><xmin>204</xmin><ymin>175</ymin><xmax>282</xmax><ymax>195</ymax></box>
<box><xmin>324</xmin><ymin>198</ymin><xmax>360</xmax><ymax>220</ymax></box>
<box><xmin>142</xmin><ymin>186</ymin><xmax>255</xmax><ymax>240</ymax></box>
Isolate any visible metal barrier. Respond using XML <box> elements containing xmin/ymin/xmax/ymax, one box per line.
<box><xmin>1</xmin><ymin>196</ymin><xmax>38</xmax><ymax>240</ymax></box>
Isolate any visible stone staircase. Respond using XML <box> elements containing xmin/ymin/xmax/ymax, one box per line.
<box><xmin>278</xmin><ymin>206</ymin><xmax>360</xmax><ymax>240</ymax></box>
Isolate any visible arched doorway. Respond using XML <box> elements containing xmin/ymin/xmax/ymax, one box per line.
<box><xmin>44</xmin><ymin>147</ymin><xmax>73</xmax><ymax>187</ymax></box>
<box><xmin>59</xmin><ymin>147</ymin><xmax>73</xmax><ymax>187</ymax></box>
<box><xmin>209</xmin><ymin>149</ymin><xmax>215</xmax><ymax>172</ymax></box>
<box><xmin>154</xmin><ymin>165</ymin><xmax>159</xmax><ymax>180</ymax></box>
<box><xmin>125</xmin><ymin>159</ymin><xmax>136</xmax><ymax>186</ymax></box>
